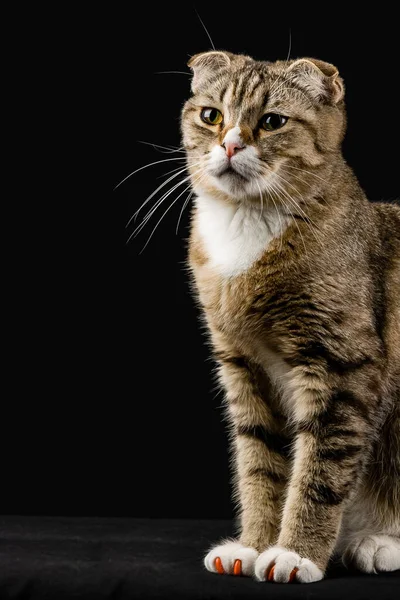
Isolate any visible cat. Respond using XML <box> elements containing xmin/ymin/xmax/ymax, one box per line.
<box><xmin>180</xmin><ymin>51</ymin><xmax>400</xmax><ymax>584</ymax></box>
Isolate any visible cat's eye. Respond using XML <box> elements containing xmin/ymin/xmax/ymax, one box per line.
<box><xmin>261</xmin><ymin>113</ymin><xmax>288</xmax><ymax>131</ymax></box>
<box><xmin>201</xmin><ymin>108</ymin><xmax>223</xmax><ymax>126</ymax></box>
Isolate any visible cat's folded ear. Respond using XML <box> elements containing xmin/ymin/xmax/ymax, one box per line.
<box><xmin>287</xmin><ymin>58</ymin><xmax>344</xmax><ymax>104</ymax></box>
<box><xmin>188</xmin><ymin>51</ymin><xmax>232</xmax><ymax>93</ymax></box>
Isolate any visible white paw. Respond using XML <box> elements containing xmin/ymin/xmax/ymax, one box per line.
<box><xmin>204</xmin><ymin>541</ymin><xmax>259</xmax><ymax>576</ymax></box>
<box><xmin>255</xmin><ymin>546</ymin><xmax>324</xmax><ymax>584</ymax></box>
<box><xmin>344</xmin><ymin>535</ymin><xmax>400</xmax><ymax>573</ymax></box>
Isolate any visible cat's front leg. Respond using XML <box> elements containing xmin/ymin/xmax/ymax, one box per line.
<box><xmin>204</xmin><ymin>336</ymin><xmax>291</xmax><ymax>577</ymax></box>
<box><xmin>255</xmin><ymin>385</ymin><xmax>371</xmax><ymax>584</ymax></box>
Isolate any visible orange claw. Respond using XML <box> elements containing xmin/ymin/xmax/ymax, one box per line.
<box><xmin>233</xmin><ymin>559</ymin><xmax>242</xmax><ymax>576</ymax></box>
<box><xmin>215</xmin><ymin>557</ymin><xmax>225</xmax><ymax>574</ymax></box>
<box><xmin>267</xmin><ymin>564</ymin><xmax>299</xmax><ymax>583</ymax></box>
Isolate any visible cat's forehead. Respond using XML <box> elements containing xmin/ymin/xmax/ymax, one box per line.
<box><xmin>225</xmin><ymin>62</ymin><xmax>271</xmax><ymax>100</ymax></box>
<box><xmin>199</xmin><ymin>60</ymin><xmax>304</xmax><ymax>117</ymax></box>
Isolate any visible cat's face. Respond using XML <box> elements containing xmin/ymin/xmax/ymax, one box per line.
<box><xmin>181</xmin><ymin>52</ymin><xmax>345</xmax><ymax>202</ymax></box>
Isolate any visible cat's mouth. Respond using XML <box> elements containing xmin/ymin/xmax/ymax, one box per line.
<box><xmin>217</xmin><ymin>165</ymin><xmax>249</xmax><ymax>182</ymax></box>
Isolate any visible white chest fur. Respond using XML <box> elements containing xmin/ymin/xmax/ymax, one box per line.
<box><xmin>196</xmin><ymin>194</ymin><xmax>288</xmax><ymax>277</ymax></box>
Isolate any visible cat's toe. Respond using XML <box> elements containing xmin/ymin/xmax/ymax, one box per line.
<box><xmin>255</xmin><ymin>547</ymin><xmax>300</xmax><ymax>583</ymax></box>
<box><xmin>296</xmin><ymin>558</ymin><xmax>325</xmax><ymax>583</ymax></box>
<box><xmin>204</xmin><ymin>541</ymin><xmax>259</xmax><ymax>576</ymax></box>
<box><xmin>344</xmin><ymin>535</ymin><xmax>400</xmax><ymax>573</ymax></box>
<box><xmin>255</xmin><ymin>546</ymin><xmax>323</xmax><ymax>584</ymax></box>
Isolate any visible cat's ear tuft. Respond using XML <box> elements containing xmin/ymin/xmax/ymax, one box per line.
<box><xmin>187</xmin><ymin>50</ymin><xmax>232</xmax><ymax>70</ymax></box>
<box><xmin>287</xmin><ymin>58</ymin><xmax>344</xmax><ymax>104</ymax></box>
<box><xmin>188</xmin><ymin>51</ymin><xmax>232</xmax><ymax>92</ymax></box>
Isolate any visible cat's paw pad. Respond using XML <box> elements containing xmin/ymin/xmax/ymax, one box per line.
<box><xmin>255</xmin><ymin>546</ymin><xmax>324</xmax><ymax>584</ymax></box>
<box><xmin>344</xmin><ymin>535</ymin><xmax>400</xmax><ymax>573</ymax></box>
<box><xmin>204</xmin><ymin>541</ymin><xmax>259</xmax><ymax>576</ymax></box>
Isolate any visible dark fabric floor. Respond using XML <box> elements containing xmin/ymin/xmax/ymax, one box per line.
<box><xmin>0</xmin><ymin>516</ymin><xmax>399</xmax><ymax>599</ymax></box>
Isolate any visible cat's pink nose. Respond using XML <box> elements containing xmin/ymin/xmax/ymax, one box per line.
<box><xmin>222</xmin><ymin>141</ymin><xmax>245</xmax><ymax>159</ymax></box>
<box><xmin>221</xmin><ymin>126</ymin><xmax>246</xmax><ymax>159</ymax></box>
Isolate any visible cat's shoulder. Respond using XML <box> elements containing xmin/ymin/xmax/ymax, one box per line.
<box><xmin>371</xmin><ymin>200</ymin><xmax>400</xmax><ymax>259</ymax></box>
<box><xmin>372</xmin><ymin>199</ymin><xmax>400</xmax><ymax>218</ymax></box>
<box><xmin>372</xmin><ymin>200</ymin><xmax>400</xmax><ymax>234</ymax></box>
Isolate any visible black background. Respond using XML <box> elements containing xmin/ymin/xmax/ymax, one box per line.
<box><xmin>5</xmin><ymin>8</ymin><xmax>398</xmax><ymax>520</ymax></box>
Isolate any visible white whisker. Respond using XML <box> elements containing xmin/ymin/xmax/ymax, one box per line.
<box><xmin>139</xmin><ymin>171</ymin><xmax>207</xmax><ymax>253</ymax></box>
<box><xmin>158</xmin><ymin>161</ymin><xmax>201</xmax><ymax>179</ymax></box>
<box><xmin>279</xmin><ymin>165</ymin><xmax>310</xmax><ymax>187</ymax></box>
<box><xmin>176</xmin><ymin>172</ymin><xmax>208</xmax><ymax>234</ymax></box>
<box><xmin>279</xmin><ymin>165</ymin><xmax>333</xmax><ymax>208</ymax></box>
<box><xmin>255</xmin><ymin>180</ymin><xmax>264</xmax><ymax>223</ymax></box>
<box><xmin>138</xmin><ymin>141</ymin><xmax>185</xmax><ymax>153</ymax></box>
<box><xmin>128</xmin><ymin>160</ymin><xmax>203</xmax><ymax>226</ymax></box>
<box><xmin>130</xmin><ymin>167</ymin><xmax>206</xmax><ymax>241</ymax></box>
<box><xmin>127</xmin><ymin>166</ymin><xmax>188</xmax><ymax>228</ymax></box>
<box><xmin>159</xmin><ymin>160</ymin><xmax>203</xmax><ymax>178</ymax></box>
<box><xmin>195</xmin><ymin>9</ymin><xmax>216</xmax><ymax>50</ymax></box>
<box><xmin>160</xmin><ymin>165</ymin><xmax>191</xmax><ymax>178</ymax></box>
<box><xmin>129</xmin><ymin>178</ymin><xmax>192</xmax><ymax>242</ymax></box>
<box><xmin>115</xmin><ymin>157</ymin><xmax>186</xmax><ymax>190</ymax></box>
<box><xmin>155</xmin><ymin>71</ymin><xmax>191</xmax><ymax>76</ymax></box>
<box><xmin>273</xmin><ymin>171</ymin><xmax>323</xmax><ymax>246</ymax></box>
<box><xmin>132</xmin><ymin>169</ymin><xmax>203</xmax><ymax>237</ymax></box>
<box><xmin>264</xmin><ymin>181</ymin><xmax>284</xmax><ymax>255</ymax></box>
<box><xmin>283</xmin><ymin>164</ymin><xmax>330</xmax><ymax>186</ymax></box>
<box><xmin>176</xmin><ymin>190</ymin><xmax>194</xmax><ymax>234</ymax></box>
<box><xmin>279</xmin><ymin>165</ymin><xmax>332</xmax><ymax>208</ymax></box>
<box><xmin>139</xmin><ymin>194</ymin><xmax>185</xmax><ymax>253</ymax></box>
<box><xmin>286</xmin><ymin>29</ymin><xmax>292</xmax><ymax>63</ymax></box>
<box><xmin>269</xmin><ymin>179</ymin><xmax>311</xmax><ymax>265</ymax></box>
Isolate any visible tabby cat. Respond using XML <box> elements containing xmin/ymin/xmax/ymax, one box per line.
<box><xmin>180</xmin><ymin>51</ymin><xmax>400</xmax><ymax>583</ymax></box>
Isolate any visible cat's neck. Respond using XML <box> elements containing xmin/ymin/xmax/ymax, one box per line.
<box><xmin>195</xmin><ymin>193</ymin><xmax>291</xmax><ymax>278</ymax></box>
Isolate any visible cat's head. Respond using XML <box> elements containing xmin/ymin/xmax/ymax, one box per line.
<box><xmin>181</xmin><ymin>51</ymin><xmax>345</xmax><ymax>202</ymax></box>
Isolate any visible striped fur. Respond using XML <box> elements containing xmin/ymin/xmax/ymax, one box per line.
<box><xmin>181</xmin><ymin>51</ymin><xmax>400</xmax><ymax>581</ymax></box>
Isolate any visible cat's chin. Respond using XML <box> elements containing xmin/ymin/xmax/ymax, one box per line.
<box><xmin>193</xmin><ymin>171</ymin><xmax>271</xmax><ymax>204</ymax></box>
<box><xmin>205</xmin><ymin>172</ymin><xmax>262</xmax><ymax>201</ymax></box>
<box><xmin>218</xmin><ymin>166</ymin><xmax>249</xmax><ymax>182</ymax></box>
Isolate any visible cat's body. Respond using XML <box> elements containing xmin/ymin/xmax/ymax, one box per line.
<box><xmin>181</xmin><ymin>51</ymin><xmax>400</xmax><ymax>583</ymax></box>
